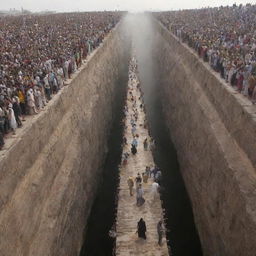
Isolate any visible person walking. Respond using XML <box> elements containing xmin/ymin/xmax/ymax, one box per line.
<box><xmin>157</xmin><ymin>220</ymin><xmax>165</xmax><ymax>245</ymax></box>
<box><xmin>12</xmin><ymin>97</ymin><xmax>22</xmax><ymax>127</ymax></box>
<box><xmin>132</xmin><ymin>137</ymin><xmax>138</xmax><ymax>148</ymax></box>
<box><xmin>135</xmin><ymin>173</ymin><xmax>142</xmax><ymax>188</ymax></box>
<box><xmin>122</xmin><ymin>152</ymin><xmax>129</xmax><ymax>165</ymax></box>
<box><xmin>149</xmin><ymin>137</ymin><xmax>155</xmax><ymax>151</ymax></box>
<box><xmin>143</xmin><ymin>138</ymin><xmax>148</xmax><ymax>151</ymax></box>
<box><xmin>155</xmin><ymin>169</ymin><xmax>162</xmax><ymax>184</ymax></box>
<box><xmin>142</xmin><ymin>172</ymin><xmax>149</xmax><ymax>183</ymax></box>
<box><xmin>127</xmin><ymin>176</ymin><xmax>134</xmax><ymax>196</ymax></box>
<box><xmin>136</xmin><ymin>184</ymin><xmax>145</xmax><ymax>206</ymax></box>
<box><xmin>131</xmin><ymin>144</ymin><xmax>137</xmax><ymax>155</ymax></box>
<box><xmin>151</xmin><ymin>180</ymin><xmax>160</xmax><ymax>201</ymax></box>
<box><xmin>150</xmin><ymin>166</ymin><xmax>158</xmax><ymax>179</ymax></box>
<box><xmin>123</xmin><ymin>136</ymin><xmax>127</xmax><ymax>145</ymax></box>
<box><xmin>145</xmin><ymin>166</ymin><xmax>151</xmax><ymax>177</ymax></box>
<box><xmin>131</xmin><ymin>125</ymin><xmax>136</xmax><ymax>136</ymax></box>
<box><xmin>137</xmin><ymin>218</ymin><xmax>147</xmax><ymax>239</ymax></box>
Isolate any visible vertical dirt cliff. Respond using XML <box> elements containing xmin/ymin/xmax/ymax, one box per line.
<box><xmin>151</xmin><ymin>18</ymin><xmax>256</xmax><ymax>256</ymax></box>
<box><xmin>0</xmin><ymin>22</ymin><xmax>129</xmax><ymax>256</ymax></box>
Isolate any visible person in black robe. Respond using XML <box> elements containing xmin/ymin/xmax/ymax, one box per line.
<box><xmin>137</xmin><ymin>218</ymin><xmax>147</xmax><ymax>239</ymax></box>
<box><xmin>131</xmin><ymin>144</ymin><xmax>137</xmax><ymax>155</ymax></box>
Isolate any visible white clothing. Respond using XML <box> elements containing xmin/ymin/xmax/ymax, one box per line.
<box><xmin>151</xmin><ymin>182</ymin><xmax>159</xmax><ymax>200</ymax></box>
<box><xmin>9</xmin><ymin>108</ymin><xmax>17</xmax><ymax>130</ymax></box>
<box><xmin>35</xmin><ymin>90</ymin><xmax>43</xmax><ymax>109</ymax></box>
<box><xmin>27</xmin><ymin>91</ymin><xmax>35</xmax><ymax>108</ymax></box>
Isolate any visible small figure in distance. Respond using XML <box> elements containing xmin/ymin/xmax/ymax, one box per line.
<box><xmin>151</xmin><ymin>180</ymin><xmax>160</xmax><ymax>201</ymax></box>
<box><xmin>123</xmin><ymin>136</ymin><xmax>127</xmax><ymax>145</ymax></box>
<box><xmin>131</xmin><ymin>144</ymin><xmax>137</xmax><ymax>155</ymax></box>
<box><xmin>150</xmin><ymin>137</ymin><xmax>155</xmax><ymax>151</ymax></box>
<box><xmin>136</xmin><ymin>183</ymin><xmax>145</xmax><ymax>206</ymax></box>
<box><xmin>150</xmin><ymin>165</ymin><xmax>158</xmax><ymax>179</ymax></box>
<box><xmin>145</xmin><ymin>166</ymin><xmax>151</xmax><ymax>177</ymax></box>
<box><xmin>127</xmin><ymin>176</ymin><xmax>134</xmax><ymax>196</ymax></box>
<box><xmin>155</xmin><ymin>169</ymin><xmax>162</xmax><ymax>184</ymax></box>
<box><xmin>132</xmin><ymin>137</ymin><xmax>138</xmax><ymax>148</ymax></box>
<box><xmin>142</xmin><ymin>171</ymin><xmax>149</xmax><ymax>183</ymax></box>
<box><xmin>135</xmin><ymin>173</ymin><xmax>142</xmax><ymax>188</ymax></box>
<box><xmin>122</xmin><ymin>152</ymin><xmax>129</xmax><ymax>165</ymax></box>
<box><xmin>131</xmin><ymin>137</ymin><xmax>138</xmax><ymax>155</ymax></box>
<box><xmin>143</xmin><ymin>138</ymin><xmax>148</xmax><ymax>151</ymax></box>
<box><xmin>157</xmin><ymin>220</ymin><xmax>165</xmax><ymax>246</ymax></box>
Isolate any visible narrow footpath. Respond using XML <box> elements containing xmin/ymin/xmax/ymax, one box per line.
<box><xmin>115</xmin><ymin>57</ymin><xmax>169</xmax><ymax>255</ymax></box>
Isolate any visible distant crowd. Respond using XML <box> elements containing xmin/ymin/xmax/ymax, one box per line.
<box><xmin>155</xmin><ymin>4</ymin><xmax>256</xmax><ymax>102</ymax></box>
<box><xmin>0</xmin><ymin>11</ymin><xmax>123</xmax><ymax>149</ymax></box>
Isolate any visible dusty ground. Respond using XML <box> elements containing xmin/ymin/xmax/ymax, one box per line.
<box><xmin>116</xmin><ymin>58</ymin><xmax>169</xmax><ymax>256</ymax></box>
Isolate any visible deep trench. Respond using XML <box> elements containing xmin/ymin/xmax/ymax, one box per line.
<box><xmin>80</xmin><ymin>16</ymin><xmax>202</xmax><ymax>256</ymax></box>
<box><xmin>79</xmin><ymin>67</ymin><xmax>202</xmax><ymax>255</ymax></box>
<box><xmin>79</xmin><ymin>64</ymin><xmax>129</xmax><ymax>256</ymax></box>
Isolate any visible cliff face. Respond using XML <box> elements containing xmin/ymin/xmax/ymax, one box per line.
<box><xmin>0</xmin><ymin>22</ymin><xmax>129</xmax><ymax>256</ymax></box>
<box><xmin>152</xmin><ymin>20</ymin><xmax>256</xmax><ymax>256</ymax></box>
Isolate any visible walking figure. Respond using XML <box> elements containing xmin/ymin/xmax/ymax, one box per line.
<box><xmin>127</xmin><ymin>176</ymin><xmax>134</xmax><ymax>196</ymax></box>
<box><xmin>137</xmin><ymin>218</ymin><xmax>147</xmax><ymax>239</ymax></box>
<box><xmin>136</xmin><ymin>184</ymin><xmax>145</xmax><ymax>206</ymax></box>
<box><xmin>143</xmin><ymin>138</ymin><xmax>148</xmax><ymax>151</ymax></box>
<box><xmin>157</xmin><ymin>220</ymin><xmax>165</xmax><ymax>245</ymax></box>
<box><xmin>151</xmin><ymin>180</ymin><xmax>160</xmax><ymax>201</ymax></box>
<box><xmin>135</xmin><ymin>173</ymin><xmax>142</xmax><ymax>188</ymax></box>
<box><xmin>131</xmin><ymin>144</ymin><xmax>137</xmax><ymax>155</ymax></box>
<box><xmin>142</xmin><ymin>172</ymin><xmax>149</xmax><ymax>183</ymax></box>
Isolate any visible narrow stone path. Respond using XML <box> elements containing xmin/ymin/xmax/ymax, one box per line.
<box><xmin>115</xmin><ymin>57</ymin><xmax>169</xmax><ymax>256</ymax></box>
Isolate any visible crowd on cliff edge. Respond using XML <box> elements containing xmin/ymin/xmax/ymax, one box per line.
<box><xmin>0</xmin><ymin>11</ymin><xmax>123</xmax><ymax>149</ymax></box>
<box><xmin>155</xmin><ymin>4</ymin><xmax>256</xmax><ymax>101</ymax></box>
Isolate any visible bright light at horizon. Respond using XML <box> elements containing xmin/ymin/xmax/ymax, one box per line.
<box><xmin>0</xmin><ymin>0</ymin><xmax>253</xmax><ymax>13</ymax></box>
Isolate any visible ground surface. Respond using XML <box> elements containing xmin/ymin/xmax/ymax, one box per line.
<box><xmin>115</xmin><ymin>58</ymin><xmax>169</xmax><ymax>256</ymax></box>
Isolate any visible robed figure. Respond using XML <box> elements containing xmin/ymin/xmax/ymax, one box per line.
<box><xmin>137</xmin><ymin>218</ymin><xmax>147</xmax><ymax>239</ymax></box>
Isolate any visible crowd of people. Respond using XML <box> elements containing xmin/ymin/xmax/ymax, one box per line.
<box><xmin>120</xmin><ymin>57</ymin><xmax>165</xmax><ymax>246</ymax></box>
<box><xmin>155</xmin><ymin>4</ymin><xmax>256</xmax><ymax>102</ymax></box>
<box><xmin>0</xmin><ymin>11</ymin><xmax>123</xmax><ymax>149</ymax></box>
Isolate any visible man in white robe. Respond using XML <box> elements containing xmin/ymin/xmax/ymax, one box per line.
<box><xmin>151</xmin><ymin>181</ymin><xmax>159</xmax><ymax>201</ymax></box>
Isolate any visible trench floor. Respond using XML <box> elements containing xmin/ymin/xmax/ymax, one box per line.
<box><xmin>115</xmin><ymin>58</ymin><xmax>169</xmax><ymax>256</ymax></box>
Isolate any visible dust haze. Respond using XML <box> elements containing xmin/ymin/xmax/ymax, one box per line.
<box><xmin>122</xmin><ymin>14</ymin><xmax>157</xmax><ymax>109</ymax></box>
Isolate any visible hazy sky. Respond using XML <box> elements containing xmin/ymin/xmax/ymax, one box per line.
<box><xmin>0</xmin><ymin>0</ymin><xmax>253</xmax><ymax>12</ymax></box>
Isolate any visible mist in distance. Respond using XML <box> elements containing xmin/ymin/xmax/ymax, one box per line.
<box><xmin>0</xmin><ymin>0</ymin><xmax>251</xmax><ymax>13</ymax></box>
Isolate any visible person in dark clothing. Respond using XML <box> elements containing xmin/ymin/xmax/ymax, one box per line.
<box><xmin>150</xmin><ymin>166</ymin><xmax>158</xmax><ymax>178</ymax></box>
<box><xmin>12</xmin><ymin>98</ymin><xmax>22</xmax><ymax>127</ymax></box>
<box><xmin>137</xmin><ymin>218</ymin><xmax>147</xmax><ymax>239</ymax></box>
<box><xmin>231</xmin><ymin>72</ymin><xmax>237</xmax><ymax>86</ymax></box>
<box><xmin>123</xmin><ymin>136</ymin><xmax>127</xmax><ymax>145</ymax></box>
<box><xmin>135</xmin><ymin>173</ymin><xmax>142</xmax><ymax>185</ymax></box>
<box><xmin>131</xmin><ymin>144</ymin><xmax>137</xmax><ymax>155</ymax></box>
